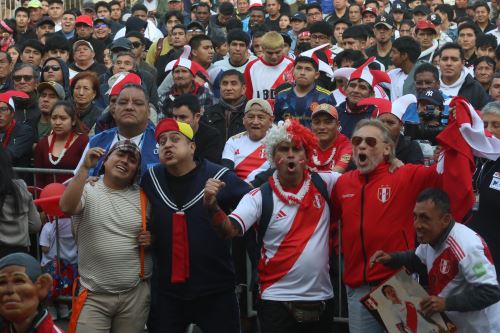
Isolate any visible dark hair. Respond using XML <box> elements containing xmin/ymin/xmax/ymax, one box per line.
<box><xmin>309</xmin><ymin>21</ymin><xmax>333</xmax><ymax>38</ymax></box>
<box><xmin>94</xmin><ymin>1</ymin><xmax>111</xmax><ymax>11</ymax></box>
<box><xmin>172</xmin><ymin>94</ymin><xmax>201</xmax><ymax>114</ymax></box>
<box><xmin>220</xmin><ymin>69</ymin><xmax>245</xmax><ymax>85</ymax></box>
<box><xmin>495</xmin><ymin>45</ymin><xmax>500</xmax><ymax>60</ymax></box>
<box><xmin>125</xmin><ymin>30</ymin><xmax>146</xmax><ymax>42</ymax></box>
<box><xmin>109</xmin><ymin>0</ymin><xmax>121</xmax><ymax>8</ymax></box>
<box><xmin>213</xmin><ymin>36</ymin><xmax>227</xmax><ymax>48</ymax></box>
<box><xmin>294</xmin><ymin>55</ymin><xmax>319</xmax><ymax>71</ymax></box>
<box><xmin>71</xmin><ymin>71</ymin><xmax>100</xmax><ymax>98</ymax></box>
<box><xmin>438</xmin><ymin>42</ymin><xmax>464</xmax><ymax>60</ymax></box>
<box><xmin>416</xmin><ymin>188</ymin><xmax>451</xmax><ymax>214</ymax></box>
<box><xmin>196</xmin><ymin>2</ymin><xmax>211</xmax><ymax>11</ymax></box>
<box><xmin>365</xmin><ymin>0</ymin><xmax>379</xmax><ymax>9</ymax></box>
<box><xmin>400</xmin><ymin>19</ymin><xmax>415</xmax><ymax>28</ymax></box>
<box><xmin>50</xmin><ymin>100</ymin><xmax>83</xmax><ymax>133</ymax></box>
<box><xmin>219</xmin><ymin>2</ymin><xmax>235</xmax><ymax>15</ymax></box>
<box><xmin>253</xmin><ymin>29</ymin><xmax>267</xmax><ymax>39</ymax></box>
<box><xmin>435</xmin><ymin>4</ymin><xmax>454</xmax><ymax>21</ymax></box>
<box><xmin>392</xmin><ymin>36</ymin><xmax>421</xmax><ymax>63</ymax></box>
<box><xmin>474</xmin><ymin>56</ymin><xmax>496</xmax><ymax>69</ymax></box>
<box><xmin>165</xmin><ymin>10</ymin><xmax>183</xmax><ymax>24</ymax></box>
<box><xmin>15</xmin><ymin>7</ymin><xmax>30</xmax><ymax>17</ymax></box>
<box><xmin>476</xmin><ymin>33</ymin><xmax>497</xmax><ymax>50</ymax></box>
<box><xmin>48</xmin><ymin>0</ymin><xmax>64</xmax><ymax>5</ymax></box>
<box><xmin>342</xmin><ymin>25</ymin><xmax>368</xmax><ymax>41</ymax></box>
<box><xmin>456</xmin><ymin>16</ymin><xmax>474</xmax><ymax>25</ymax></box>
<box><xmin>250</xmin><ymin>5</ymin><xmax>266</xmax><ymax>13</ymax></box>
<box><xmin>131</xmin><ymin>3</ymin><xmax>148</xmax><ymax>14</ymax></box>
<box><xmin>45</xmin><ymin>34</ymin><xmax>71</xmax><ymax>52</ymax></box>
<box><xmin>473</xmin><ymin>0</ymin><xmax>490</xmax><ymax>13</ymax></box>
<box><xmin>334</xmin><ymin>49</ymin><xmax>365</xmax><ymax>67</ymax></box>
<box><xmin>414</xmin><ymin>62</ymin><xmax>439</xmax><ymax>81</ymax></box>
<box><xmin>349</xmin><ymin>3</ymin><xmax>362</xmax><ymax>12</ymax></box>
<box><xmin>458</xmin><ymin>22</ymin><xmax>479</xmax><ymax>36</ymax></box>
<box><xmin>171</xmin><ymin>24</ymin><xmax>187</xmax><ymax>33</ymax></box>
<box><xmin>21</xmin><ymin>39</ymin><xmax>44</xmax><ymax>54</ymax></box>
<box><xmin>226</xmin><ymin>19</ymin><xmax>243</xmax><ymax>33</ymax></box>
<box><xmin>306</xmin><ymin>3</ymin><xmax>322</xmax><ymax>13</ymax></box>
<box><xmin>227</xmin><ymin>29</ymin><xmax>250</xmax><ymax>46</ymax></box>
<box><xmin>62</xmin><ymin>9</ymin><xmax>77</xmax><ymax>17</ymax></box>
<box><xmin>189</xmin><ymin>34</ymin><xmax>213</xmax><ymax>50</ymax></box>
<box><xmin>119</xmin><ymin>83</ymin><xmax>149</xmax><ymax>104</ymax></box>
<box><xmin>0</xmin><ymin>147</ymin><xmax>22</xmax><ymax>218</ymax></box>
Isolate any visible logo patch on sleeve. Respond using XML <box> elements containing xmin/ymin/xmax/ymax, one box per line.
<box><xmin>473</xmin><ymin>262</ymin><xmax>487</xmax><ymax>278</ymax></box>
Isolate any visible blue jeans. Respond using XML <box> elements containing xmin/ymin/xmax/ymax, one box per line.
<box><xmin>346</xmin><ymin>284</ymin><xmax>385</xmax><ymax>333</ymax></box>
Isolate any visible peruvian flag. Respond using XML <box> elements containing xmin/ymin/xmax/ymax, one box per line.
<box><xmin>436</xmin><ymin>97</ymin><xmax>500</xmax><ymax>222</ymax></box>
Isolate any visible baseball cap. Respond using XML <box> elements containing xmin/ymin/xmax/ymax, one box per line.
<box><xmin>36</xmin><ymin>17</ymin><xmax>55</xmax><ymax>28</ymax></box>
<box><xmin>362</xmin><ymin>7</ymin><xmax>378</xmax><ymax>16</ymax></box>
<box><xmin>107</xmin><ymin>72</ymin><xmax>142</xmax><ymax>96</ymax></box>
<box><xmin>427</xmin><ymin>13</ymin><xmax>442</xmax><ymax>26</ymax></box>
<box><xmin>37</xmin><ymin>81</ymin><xmax>66</xmax><ymax>100</ymax></box>
<box><xmin>73</xmin><ymin>40</ymin><xmax>94</xmax><ymax>52</ymax></box>
<box><xmin>417</xmin><ymin>89</ymin><xmax>444</xmax><ymax>105</ymax></box>
<box><xmin>27</xmin><ymin>0</ymin><xmax>42</xmax><ymax>8</ymax></box>
<box><xmin>413</xmin><ymin>5</ymin><xmax>430</xmax><ymax>15</ymax></box>
<box><xmin>94</xmin><ymin>17</ymin><xmax>112</xmax><ymax>26</ymax></box>
<box><xmin>107</xmin><ymin>140</ymin><xmax>142</xmax><ymax>160</ymax></box>
<box><xmin>187</xmin><ymin>21</ymin><xmax>205</xmax><ymax>32</ymax></box>
<box><xmin>82</xmin><ymin>1</ymin><xmax>95</xmax><ymax>11</ymax></box>
<box><xmin>244</xmin><ymin>98</ymin><xmax>273</xmax><ymax>116</ymax></box>
<box><xmin>311</xmin><ymin>103</ymin><xmax>338</xmax><ymax>120</ymax></box>
<box><xmin>111</xmin><ymin>37</ymin><xmax>133</xmax><ymax>51</ymax></box>
<box><xmin>155</xmin><ymin>118</ymin><xmax>194</xmax><ymax>141</ymax></box>
<box><xmin>291</xmin><ymin>12</ymin><xmax>307</xmax><ymax>22</ymax></box>
<box><xmin>75</xmin><ymin>15</ymin><xmax>94</xmax><ymax>27</ymax></box>
<box><xmin>391</xmin><ymin>1</ymin><xmax>407</xmax><ymax>13</ymax></box>
<box><xmin>167</xmin><ymin>0</ymin><xmax>182</xmax><ymax>2</ymax></box>
<box><xmin>415</xmin><ymin>19</ymin><xmax>437</xmax><ymax>33</ymax></box>
<box><xmin>374</xmin><ymin>15</ymin><xmax>394</xmax><ymax>29</ymax></box>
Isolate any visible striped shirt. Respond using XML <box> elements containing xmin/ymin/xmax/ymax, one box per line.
<box><xmin>72</xmin><ymin>180</ymin><xmax>152</xmax><ymax>293</ymax></box>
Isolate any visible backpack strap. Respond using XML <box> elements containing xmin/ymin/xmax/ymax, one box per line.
<box><xmin>257</xmin><ymin>182</ymin><xmax>273</xmax><ymax>248</ymax></box>
<box><xmin>154</xmin><ymin>37</ymin><xmax>164</xmax><ymax>64</ymax></box>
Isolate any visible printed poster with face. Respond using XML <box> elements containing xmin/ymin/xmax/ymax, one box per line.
<box><xmin>361</xmin><ymin>269</ymin><xmax>456</xmax><ymax>333</ymax></box>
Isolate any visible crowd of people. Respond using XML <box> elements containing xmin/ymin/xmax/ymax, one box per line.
<box><xmin>0</xmin><ymin>0</ymin><xmax>500</xmax><ymax>332</ymax></box>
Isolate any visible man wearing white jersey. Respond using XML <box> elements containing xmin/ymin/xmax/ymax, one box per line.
<box><xmin>244</xmin><ymin>31</ymin><xmax>294</xmax><ymax>107</ymax></box>
<box><xmin>221</xmin><ymin>98</ymin><xmax>273</xmax><ymax>184</ymax></box>
<box><xmin>372</xmin><ymin>188</ymin><xmax>500</xmax><ymax>333</ymax></box>
<box><xmin>204</xmin><ymin>119</ymin><xmax>338</xmax><ymax>333</ymax></box>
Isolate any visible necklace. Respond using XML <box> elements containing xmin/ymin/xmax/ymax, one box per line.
<box><xmin>269</xmin><ymin>171</ymin><xmax>311</xmax><ymax>205</ymax></box>
<box><xmin>1</xmin><ymin>120</ymin><xmax>16</xmax><ymax>147</ymax></box>
<box><xmin>48</xmin><ymin>131</ymin><xmax>75</xmax><ymax>165</ymax></box>
<box><xmin>312</xmin><ymin>147</ymin><xmax>336</xmax><ymax>167</ymax></box>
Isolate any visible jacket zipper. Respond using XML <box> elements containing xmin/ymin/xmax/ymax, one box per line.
<box><xmin>360</xmin><ymin>175</ymin><xmax>368</xmax><ymax>284</ymax></box>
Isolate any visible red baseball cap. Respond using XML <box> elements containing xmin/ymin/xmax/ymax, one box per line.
<box><xmin>75</xmin><ymin>15</ymin><xmax>93</xmax><ymax>27</ymax></box>
<box><xmin>415</xmin><ymin>20</ymin><xmax>437</xmax><ymax>33</ymax></box>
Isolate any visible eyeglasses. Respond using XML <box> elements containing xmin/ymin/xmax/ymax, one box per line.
<box><xmin>415</xmin><ymin>80</ymin><xmax>436</xmax><ymax>86</ymax></box>
<box><xmin>95</xmin><ymin>23</ymin><xmax>108</xmax><ymax>29</ymax></box>
<box><xmin>351</xmin><ymin>136</ymin><xmax>378</xmax><ymax>147</ymax></box>
<box><xmin>131</xmin><ymin>41</ymin><xmax>142</xmax><ymax>48</ymax></box>
<box><xmin>13</xmin><ymin>75</ymin><xmax>34</xmax><ymax>82</ymax></box>
<box><xmin>43</xmin><ymin>65</ymin><xmax>61</xmax><ymax>72</ymax></box>
<box><xmin>187</xmin><ymin>28</ymin><xmax>204</xmax><ymax>33</ymax></box>
<box><xmin>310</xmin><ymin>33</ymin><xmax>329</xmax><ymax>40</ymax></box>
<box><xmin>0</xmin><ymin>106</ymin><xmax>11</xmax><ymax>114</ymax></box>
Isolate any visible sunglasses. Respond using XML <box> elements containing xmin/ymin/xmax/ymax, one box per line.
<box><xmin>131</xmin><ymin>41</ymin><xmax>142</xmax><ymax>48</ymax></box>
<box><xmin>95</xmin><ymin>23</ymin><xmax>108</xmax><ymax>29</ymax></box>
<box><xmin>13</xmin><ymin>75</ymin><xmax>34</xmax><ymax>82</ymax></box>
<box><xmin>351</xmin><ymin>136</ymin><xmax>378</xmax><ymax>147</ymax></box>
<box><xmin>43</xmin><ymin>65</ymin><xmax>61</xmax><ymax>72</ymax></box>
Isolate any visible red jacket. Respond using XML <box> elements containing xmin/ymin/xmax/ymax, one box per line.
<box><xmin>332</xmin><ymin>162</ymin><xmax>441</xmax><ymax>288</ymax></box>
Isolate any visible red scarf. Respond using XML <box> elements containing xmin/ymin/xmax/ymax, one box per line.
<box><xmin>1</xmin><ymin>119</ymin><xmax>16</xmax><ymax>147</ymax></box>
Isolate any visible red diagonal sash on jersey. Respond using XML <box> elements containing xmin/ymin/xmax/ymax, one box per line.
<box><xmin>405</xmin><ymin>301</ymin><xmax>418</xmax><ymax>333</ymax></box>
<box><xmin>258</xmin><ymin>186</ymin><xmax>324</xmax><ymax>294</ymax></box>
<box><xmin>427</xmin><ymin>247</ymin><xmax>459</xmax><ymax>296</ymax></box>
<box><xmin>234</xmin><ymin>144</ymin><xmax>267</xmax><ymax>180</ymax></box>
<box><xmin>271</xmin><ymin>62</ymin><xmax>295</xmax><ymax>91</ymax></box>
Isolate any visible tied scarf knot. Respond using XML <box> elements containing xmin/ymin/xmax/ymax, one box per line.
<box><xmin>171</xmin><ymin>211</ymin><xmax>190</xmax><ymax>283</ymax></box>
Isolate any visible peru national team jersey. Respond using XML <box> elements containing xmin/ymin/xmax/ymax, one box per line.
<box><xmin>222</xmin><ymin>132</ymin><xmax>270</xmax><ymax>183</ymax></box>
<box><xmin>415</xmin><ymin>223</ymin><xmax>500</xmax><ymax>333</ymax></box>
<box><xmin>244</xmin><ymin>57</ymin><xmax>294</xmax><ymax>105</ymax></box>
<box><xmin>229</xmin><ymin>172</ymin><xmax>341</xmax><ymax>301</ymax></box>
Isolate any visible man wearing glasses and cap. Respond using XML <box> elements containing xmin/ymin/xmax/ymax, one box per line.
<box><xmin>60</xmin><ymin>139</ymin><xmax>152</xmax><ymax>333</ymax></box>
<box><xmin>70</xmin><ymin>15</ymin><xmax>106</xmax><ymax>63</ymax></box>
<box><xmin>69</xmin><ymin>40</ymin><xmax>107</xmax><ymax>75</ymax></box>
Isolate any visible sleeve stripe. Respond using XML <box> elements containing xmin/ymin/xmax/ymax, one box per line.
<box><xmin>229</xmin><ymin>213</ymin><xmax>246</xmax><ymax>233</ymax></box>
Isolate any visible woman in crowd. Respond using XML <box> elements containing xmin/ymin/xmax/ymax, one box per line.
<box><xmin>70</xmin><ymin>71</ymin><xmax>102</xmax><ymax>133</ymax></box>
<box><xmin>0</xmin><ymin>146</ymin><xmax>41</xmax><ymax>258</ymax></box>
<box><xmin>6</xmin><ymin>45</ymin><xmax>20</xmax><ymax>65</ymax></box>
<box><xmin>34</xmin><ymin>101</ymin><xmax>88</xmax><ymax>188</ymax></box>
<box><xmin>40</xmin><ymin>57</ymin><xmax>71</xmax><ymax>98</ymax></box>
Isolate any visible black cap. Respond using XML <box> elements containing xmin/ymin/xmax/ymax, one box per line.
<box><xmin>391</xmin><ymin>1</ymin><xmax>407</xmax><ymax>12</ymax></box>
<box><xmin>111</xmin><ymin>37</ymin><xmax>133</xmax><ymax>51</ymax></box>
<box><xmin>291</xmin><ymin>12</ymin><xmax>307</xmax><ymax>22</ymax></box>
<box><xmin>374</xmin><ymin>14</ymin><xmax>394</xmax><ymax>29</ymax></box>
<box><xmin>94</xmin><ymin>17</ymin><xmax>112</xmax><ymax>26</ymax></box>
<box><xmin>417</xmin><ymin>89</ymin><xmax>444</xmax><ymax>105</ymax></box>
<box><xmin>37</xmin><ymin>16</ymin><xmax>55</xmax><ymax>28</ymax></box>
<box><xmin>413</xmin><ymin>5</ymin><xmax>431</xmax><ymax>15</ymax></box>
<box><xmin>427</xmin><ymin>13</ymin><xmax>442</xmax><ymax>25</ymax></box>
